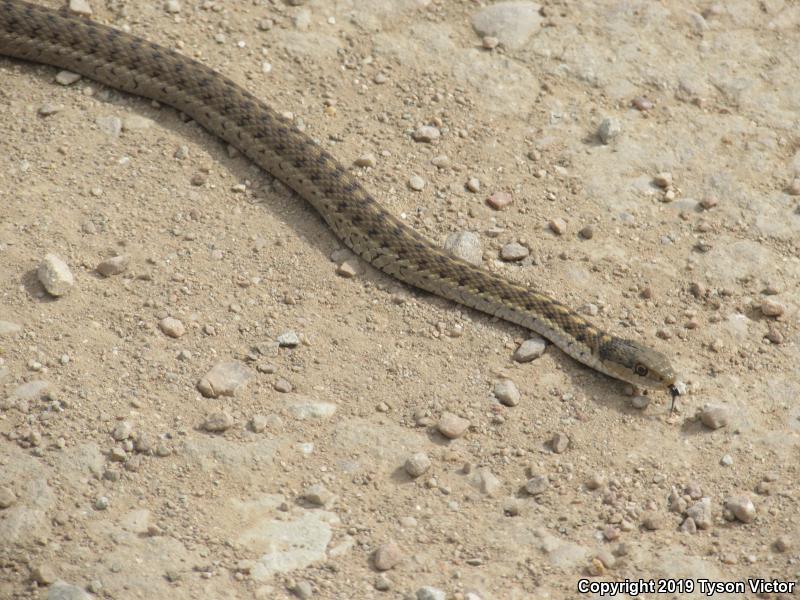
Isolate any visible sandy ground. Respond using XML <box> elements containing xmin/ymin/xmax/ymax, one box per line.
<box><xmin>1</xmin><ymin>1</ymin><xmax>799</xmax><ymax>599</ymax></box>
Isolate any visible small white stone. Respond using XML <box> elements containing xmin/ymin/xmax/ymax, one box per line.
<box><xmin>725</xmin><ymin>495</ymin><xmax>756</xmax><ymax>523</ymax></box>
<box><xmin>598</xmin><ymin>117</ymin><xmax>622</xmax><ymax>144</ymax></box>
<box><xmin>37</xmin><ymin>254</ymin><xmax>74</xmax><ymax>297</ymax></box>
<box><xmin>159</xmin><ymin>317</ymin><xmax>185</xmax><ymax>338</ymax></box>
<box><xmin>408</xmin><ymin>175</ymin><xmax>426</xmax><ymax>191</ymax></box>
<box><xmin>513</xmin><ymin>337</ymin><xmax>546</xmax><ymax>362</ymax></box>
<box><xmin>69</xmin><ymin>0</ymin><xmax>93</xmax><ymax>15</ymax></box>
<box><xmin>404</xmin><ymin>452</ymin><xmax>432</xmax><ymax>478</ymax></box>
<box><xmin>444</xmin><ymin>231</ymin><xmax>482</xmax><ymax>266</ymax></box>
<box><xmin>493</xmin><ymin>379</ymin><xmax>520</xmax><ymax>406</ymax></box>
<box><xmin>55</xmin><ymin>71</ymin><xmax>81</xmax><ymax>85</ymax></box>
<box><xmin>412</xmin><ymin>126</ymin><xmax>440</xmax><ymax>143</ymax></box>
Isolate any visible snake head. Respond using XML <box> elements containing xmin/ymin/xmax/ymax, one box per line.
<box><xmin>598</xmin><ymin>336</ymin><xmax>678</xmax><ymax>391</ymax></box>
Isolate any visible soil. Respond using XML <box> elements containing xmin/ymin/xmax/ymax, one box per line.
<box><xmin>1</xmin><ymin>1</ymin><xmax>799</xmax><ymax>599</ymax></box>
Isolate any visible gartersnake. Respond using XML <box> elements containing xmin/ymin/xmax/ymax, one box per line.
<box><xmin>0</xmin><ymin>0</ymin><xmax>681</xmax><ymax>401</ymax></box>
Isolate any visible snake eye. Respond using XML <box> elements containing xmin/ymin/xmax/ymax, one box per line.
<box><xmin>634</xmin><ymin>363</ymin><xmax>649</xmax><ymax>377</ymax></box>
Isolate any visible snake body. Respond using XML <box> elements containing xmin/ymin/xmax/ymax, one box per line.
<box><xmin>0</xmin><ymin>0</ymin><xmax>679</xmax><ymax>394</ymax></box>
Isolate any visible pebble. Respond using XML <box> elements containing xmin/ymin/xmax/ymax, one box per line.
<box><xmin>548</xmin><ymin>218</ymin><xmax>567</xmax><ymax>235</ymax></box>
<box><xmin>374</xmin><ymin>574</ymin><xmax>392</xmax><ymax>590</ymax></box>
<box><xmin>304</xmin><ymin>484</ymin><xmax>336</xmax><ymax>508</ymax></box>
<box><xmin>250</xmin><ymin>415</ymin><xmax>269</xmax><ymax>433</ymax></box>
<box><xmin>203</xmin><ymin>411</ymin><xmax>234</xmax><ymax>432</ymax></box>
<box><xmin>96</xmin><ymin>115</ymin><xmax>122</xmax><ymax>137</ymax></box>
<box><xmin>525</xmin><ymin>475</ymin><xmax>548</xmax><ymax>496</ymax></box>
<box><xmin>597</xmin><ymin>117</ymin><xmax>621</xmax><ymax>144</ymax></box>
<box><xmin>165</xmin><ymin>0</ymin><xmax>181</xmax><ymax>13</ymax></box>
<box><xmin>198</xmin><ymin>360</ymin><xmax>254</xmax><ymax>398</ymax></box>
<box><xmin>550</xmin><ymin>432</ymin><xmax>570</xmax><ymax>454</ymax></box>
<box><xmin>653</xmin><ymin>172</ymin><xmax>673</xmax><ymax>189</ymax></box>
<box><xmin>0</xmin><ymin>486</ymin><xmax>17</xmax><ymax>508</ymax></box>
<box><xmin>274</xmin><ymin>378</ymin><xmax>293</xmax><ymax>393</ymax></box>
<box><xmin>111</xmin><ymin>421</ymin><xmax>133</xmax><ymax>441</ymax></box>
<box><xmin>513</xmin><ymin>337</ymin><xmax>546</xmax><ymax>362</ymax></box>
<box><xmin>437</xmin><ymin>412</ymin><xmax>470</xmax><ymax>439</ymax></box>
<box><xmin>788</xmin><ymin>179</ymin><xmax>800</xmax><ymax>196</ymax></box>
<box><xmin>29</xmin><ymin>564</ymin><xmax>56</xmax><ymax>585</ymax></box>
<box><xmin>630</xmin><ymin>395</ymin><xmax>649</xmax><ymax>409</ymax></box>
<box><xmin>699</xmin><ymin>404</ymin><xmax>729</xmax><ymax>430</ymax></box>
<box><xmin>159</xmin><ymin>317</ymin><xmax>185</xmax><ymax>338</ymax></box>
<box><xmin>471</xmin><ymin>468</ymin><xmax>502</xmax><ymax>496</ymax></box>
<box><xmin>720</xmin><ymin>454</ymin><xmax>733</xmax><ymax>466</ymax></box>
<box><xmin>431</xmin><ymin>156</ymin><xmax>450</xmax><ymax>169</ymax></box>
<box><xmin>578</xmin><ymin>225</ymin><xmax>594</xmax><ymax>239</ymax></box>
<box><xmin>95</xmin><ymin>496</ymin><xmax>109</xmax><ymax>510</ymax></box>
<box><xmin>354</xmin><ymin>153</ymin><xmax>376</xmax><ymax>168</ymax></box>
<box><xmin>38</xmin><ymin>103</ymin><xmax>63</xmax><ymax>116</ymax></box>
<box><xmin>47</xmin><ymin>581</ymin><xmax>91</xmax><ymax>600</ymax></box>
<box><xmin>471</xmin><ymin>1</ymin><xmax>543</xmax><ymax>49</ymax></box>
<box><xmin>444</xmin><ymin>231</ymin><xmax>482</xmax><ymax>266</ymax></box>
<box><xmin>408</xmin><ymin>175</ymin><xmax>426</xmax><ymax>191</ymax></box>
<box><xmin>373</xmin><ymin>541</ymin><xmax>404</xmax><ymax>571</ymax></box>
<box><xmin>466</xmin><ymin>177</ymin><xmax>481</xmax><ymax>193</ymax></box>
<box><xmin>278</xmin><ymin>331</ymin><xmax>301</xmax><ymax>347</ymax></box>
<box><xmin>493</xmin><ymin>379</ymin><xmax>520</xmax><ymax>406</ymax></box>
<box><xmin>55</xmin><ymin>70</ymin><xmax>81</xmax><ymax>85</ymax></box>
<box><xmin>486</xmin><ymin>191</ymin><xmax>513</xmax><ymax>210</ymax></box>
<box><xmin>774</xmin><ymin>535</ymin><xmax>791</xmax><ymax>552</ymax></box>
<box><xmin>725</xmin><ymin>496</ymin><xmax>756</xmax><ymax>523</ymax></box>
<box><xmin>412</xmin><ymin>126</ymin><xmax>440</xmax><ymax>143</ymax></box>
<box><xmin>38</xmin><ymin>253</ymin><xmax>74</xmax><ymax>297</ymax></box>
<box><xmin>69</xmin><ymin>0</ymin><xmax>92</xmax><ymax>15</ymax></box>
<box><xmin>96</xmin><ymin>255</ymin><xmax>129</xmax><ymax>276</ymax></box>
<box><xmin>417</xmin><ymin>586</ymin><xmax>447</xmax><ymax>600</ymax></box>
<box><xmin>687</xmin><ymin>498</ymin><xmax>713</xmax><ymax>530</ymax></box>
<box><xmin>292</xmin><ymin>581</ymin><xmax>313</xmax><ymax>599</ymax></box>
<box><xmin>404</xmin><ymin>452</ymin><xmax>432</xmax><ymax>478</ymax></box>
<box><xmin>482</xmin><ymin>35</ymin><xmax>499</xmax><ymax>49</ymax></box>
<box><xmin>500</xmin><ymin>242</ymin><xmax>529</xmax><ymax>262</ymax></box>
<box><xmin>585</xmin><ymin>473</ymin><xmax>605</xmax><ymax>490</ymax></box>
<box><xmin>336</xmin><ymin>259</ymin><xmax>360</xmax><ymax>278</ymax></box>
<box><xmin>760</xmin><ymin>299</ymin><xmax>784</xmax><ymax>317</ymax></box>
<box><xmin>679</xmin><ymin>517</ymin><xmax>697</xmax><ymax>534</ymax></box>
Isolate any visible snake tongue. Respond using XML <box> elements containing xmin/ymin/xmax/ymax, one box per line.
<box><xmin>668</xmin><ymin>385</ymin><xmax>681</xmax><ymax>414</ymax></box>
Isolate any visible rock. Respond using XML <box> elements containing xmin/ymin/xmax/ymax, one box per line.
<box><xmin>513</xmin><ymin>337</ymin><xmax>546</xmax><ymax>362</ymax></box>
<box><xmin>354</xmin><ymin>153</ymin><xmax>377</xmax><ymax>167</ymax></box>
<box><xmin>373</xmin><ymin>541</ymin><xmax>404</xmax><ymax>571</ymax></box>
<box><xmin>159</xmin><ymin>317</ymin><xmax>185</xmax><ymax>338</ymax></box>
<box><xmin>96</xmin><ymin>255</ymin><xmax>129</xmax><ymax>276</ymax></box>
<box><xmin>548</xmin><ymin>218</ymin><xmax>567</xmax><ymax>235</ymax></box>
<box><xmin>38</xmin><ymin>254</ymin><xmax>74</xmax><ymax>296</ymax></box>
<box><xmin>111</xmin><ymin>421</ymin><xmax>133</xmax><ymax>441</ymax></box>
<box><xmin>466</xmin><ymin>177</ymin><xmax>481</xmax><ymax>193</ymax></box>
<box><xmin>471</xmin><ymin>1</ymin><xmax>543</xmax><ymax>50</ymax></box>
<box><xmin>525</xmin><ymin>475</ymin><xmax>548</xmax><ymax>496</ymax></box>
<box><xmin>687</xmin><ymin>498</ymin><xmax>713</xmax><ymax>530</ymax></box>
<box><xmin>95</xmin><ymin>115</ymin><xmax>122</xmax><ymax>137</ymax></box>
<box><xmin>0</xmin><ymin>486</ymin><xmax>17</xmax><ymax>509</ymax></box>
<box><xmin>404</xmin><ymin>453</ymin><xmax>432</xmax><ymax>478</ymax></box>
<box><xmin>500</xmin><ymin>242</ymin><xmax>529</xmax><ymax>262</ymax></box>
<box><xmin>408</xmin><ymin>175</ymin><xmax>426</xmax><ymax>191</ymax></box>
<box><xmin>412</xmin><ymin>126</ymin><xmax>440</xmax><ymax>143</ymax></box>
<box><xmin>760</xmin><ymin>299</ymin><xmax>785</xmax><ymax>317</ymax></box>
<box><xmin>679</xmin><ymin>517</ymin><xmax>697</xmax><ymax>534</ymax></box>
<box><xmin>699</xmin><ymin>404</ymin><xmax>729</xmax><ymax>430</ymax></box>
<box><xmin>774</xmin><ymin>535</ymin><xmax>791</xmax><ymax>552</ymax></box>
<box><xmin>550</xmin><ymin>432</ymin><xmax>570</xmax><ymax>453</ymax></box>
<box><xmin>251</xmin><ymin>415</ymin><xmax>269</xmax><ymax>433</ymax></box>
<box><xmin>47</xmin><ymin>581</ymin><xmax>90</xmax><ymax>600</ymax></box>
<box><xmin>202</xmin><ymin>411</ymin><xmax>234</xmax><ymax>432</ymax></box>
<box><xmin>55</xmin><ymin>71</ymin><xmax>81</xmax><ymax>86</ymax></box>
<box><xmin>471</xmin><ymin>468</ymin><xmax>502</xmax><ymax>497</ymax></box>
<box><xmin>486</xmin><ymin>191</ymin><xmax>513</xmax><ymax>210</ymax></box>
<box><xmin>653</xmin><ymin>172</ymin><xmax>673</xmax><ymax>188</ymax></box>
<box><xmin>725</xmin><ymin>495</ymin><xmax>756</xmax><ymax>523</ymax></box>
<box><xmin>304</xmin><ymin>484</ymin><xmax>336</xmax><ymax>508</ymax></box>
<box><xmin>197</xmin><ymin>360</ymin><xmax>254</xmax><ymax>398</ymax></box>
<box><xmin>287</xmin><ymin>398</ymin><xmax>337</xmax><ymax>420</ymax></box>
<box><xmin>291</xmin><ymin>581</ymin><xmax>313</xmax><ymax>599</ymax></box>
<box><xmin>68</xmin><ymin>0</ymin><xmax>92</xmax><ymax>15</ymax></box>
<box><xmin>278</xmin><ymin>331</ymin><xmax>301</xmax><ymax>347</ymax></box>
<box><xmin>417</xmin><ymin>586</ymin><xmax>446</xmax><ymax>600</ymax></box>
<box><xmin>444</xmin><ymin>231</ymin><xmax>483</xmax><ymax>266</ymax></box>
<box><xmin>30</xmin><ymin>564</ymin><xmax>57</xmax><ymax>585</ymax></box>
<box><xmin>493</xmin><ymin>379</ymin><xmax>520</xmax><ymax>406</ymax></box>
<box><xmin>437</xmin><ymin>412</ymin><xmax>470</xmax><ymax>439</ymax></box>
<box><xmin>597</xmin><ymin>117</ymin><xmax>621</xmax><ymax>144</ymax></box>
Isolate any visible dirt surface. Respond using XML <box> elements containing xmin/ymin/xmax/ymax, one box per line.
<box><xmin>1</xmin><ymin>1</ymin><xmax>799</xmax><ymax>599</ymax></box>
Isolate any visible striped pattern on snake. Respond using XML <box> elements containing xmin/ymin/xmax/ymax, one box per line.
<box><xmin>0</xmin><ymin>0</ymin><xmax>680</xmax><ymax>399</ymax></box>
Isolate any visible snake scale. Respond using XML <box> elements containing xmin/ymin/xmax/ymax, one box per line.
<box><xmin>0</xmin><ymin>0</ymin><xmax>680</xmax><ymax>399</ymax></box>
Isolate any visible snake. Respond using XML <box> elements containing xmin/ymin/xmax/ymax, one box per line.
<box><xmin>0</xmin><ymin>0</ymin><xmax>680</xmax><ymax>401</ymax></box>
